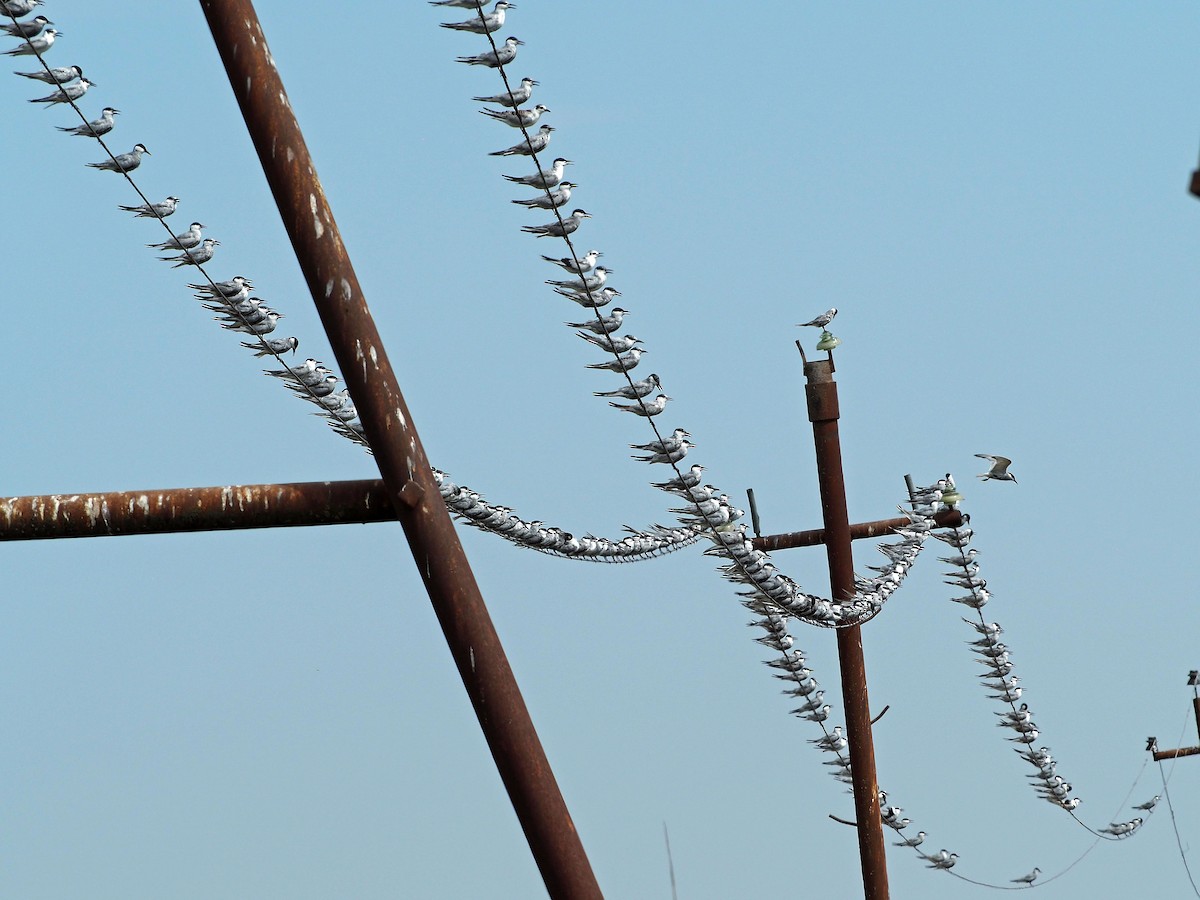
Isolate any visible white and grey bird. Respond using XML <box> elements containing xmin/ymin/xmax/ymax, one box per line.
<box><xmin>287</xmin><ymin>374</ymin><xmax>338</xmax><ymax>397</ymax></box>
<box><xmin>633</xmin><ymin>439</ymin><xmax>694</xmax><ymax>465</ymax></box>
<box><xmin>632</xmin><ymin>429</ymin><xmax>690</xmax><ymax>454</ymax></box>
<box><xmin>549</xmin><ymin>266</ymin><xmax>610</xmax><ymax>292</ymax></box>
<box><xmin>578</xmin><ymin>331</ymin><xmax>639</xmax><ymax>354</ymax></box>
<box><xmin>427</xmin><ymin>0</ymin><xmax>485</xmax><ymax>6</ymax></box>
<box><xmin>440</xmin><ymin>1</ymin><xmax>514</xmax><ymax>33</ymax></box>
<box><xmin>522</xmin><ymin>208</ymin><xmax>590</xmax><ymax>238</ymax></box>
<box><xmin>121</xmin><ymin>195</ymin><xmax>179</xmax><ymax>218</ymax></box>
<box><xmin>976</xmin><ymin>454</ymin><xmax>1017</xmax><ymax>483</ymax></box>
<box><xmin>894</xmin><ymin>831</ymin><xmax>926</xmax><ymax>848</ymax></box>
<box><xmin>266</xmin><ymin>358</ymin><xmax>325</xmax><ymax>384</ymax></box>
<box><xmin>555</xmin><ymin>285</ymin><xmax>619</xmax><ymax>308</ymax></box>
<box><xmin>1</xmin><ymin>0</ymin><xmax>42</xmax><ymax>15</ymax></box>
<box><xmin>29</xmin><ymin>75</ymin><xmax>92</xmax><ymax>105</ymax></box>
<box><xmin>1010</xmin><ymin>867</ymin><xmax>1040</xmax><ymax>886</ymax></box>
<box><xmin>14</xmin><ymin>63</ymin><xmax>80</xmax><ymax>83</ymax></box>
<box><xmin>223</xmin><ymin>309</ymin><xmax>281</xmax><ymax>335</ymax></box>
<box><xmin>161</xmin><ymin>238</ymin><xmax>218</xmax><ymax>267</ymax></box>
<box><xmin>481</xmin><ymin>103</ymin><xmax>548</xmax><ymax>128</ymax></box>
<box><xmin>87</xmin><ymin>142</ymin><xmax>149</xmax><ymax>173</ymax></box>
<box><xmin>1133</xmin><ymin>796</ymin><xmax>1160</xmax><ymax>811</ymax></box>
<box><xmin>489</xmin><ymin>123</ymin><xmax>553</xmax><ymax>156</ymax></box>
<box><xmin>243</xmin><ymin>336</ymin><xmax>299</xmax><ymax>356</ymax></box>
<box><xmin>925</xmin><ymin>851</ymin><xmax>958</xmax><ymax>870</ymax></box>
<box><xmin>512</xmin><ymin>181</ymin><xmax>574</xmax><ymax>209</ymax></box>
<box><xmin>215</xmin><ymin>302</ymin><xmax>274</xmax><ymax>326</ymax></box>
<box><xmin>594</xmin><ymin>372</ymin><xmax>661</xmax><ymax>399</ymax></box>
<box><xmin>147</xmin><ymin>222</ymin><xmax>205</xmax><ymax>251</ymax></box>
<box><xmin>651</xmin><ymin>463</ymin><xmax>703</xmax><ymax>491</ymax></box>
<box><xmin>3</xmin><ymin>26</ymin><xmax>58</xmax><ymax>55</ymax></box>
<box><xmin>586</xmin><ymin>346</ymin><xmax>643</xmax><ymax>373</ymax></box>
<box><xmin>609</xmin><ymin>394</ymin><xmax>670</xmax><ymax>417</ymax></box>
<box><xmin>455</xmin><ymin>35</ymin><xmax>522</xmax><ymax>67</ymax></box>
<box><xmin>543</xmin><ymin>247</ymin><xmax>599</xmax><ymax>273</ymax></box>
<box><xmin>568</xmin><ymin>306</ymin><xmax>626</xmax><ymax>334</ymax></box>
<box><xmin>508</xmin><ymin>157</ymin><xmax>570</xmax><ymax>189</ymax></box>
<box><xmin>191</xmin><ymin>275</ymin><xmax>251</xmax><ymax>296</ymax></box>
<box><xmin>2</xmin><ymin>14</ymin><xmax>51</xmax><ymax>39</ymax></box>
<box><xmin>473</xmin><ymin>76</ymin><xmax>537</xmax><ymax>107</ymax></box>
<box><xmin>56</xmin><ymin>105</ymin><xmax>118</xmax><ymax>137</ymax></box>
<box><xmin>799</xmin><ymin>307</ymin><xmax>837</xmax><ymax>328</ymax></box>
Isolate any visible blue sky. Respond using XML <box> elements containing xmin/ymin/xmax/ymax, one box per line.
<box><xmin>3</xmin><ymin>2</ymin><xmax>1200</xmax><ymax>897</ymax></box>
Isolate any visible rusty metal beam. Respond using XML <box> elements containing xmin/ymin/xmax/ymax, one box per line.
<box><xmin>196</xmin><ymin>3</ymin><xmax>602</xmax><ymax>896</ymax></box>
<box><xmin>0</xmin><ymin>480</ymin><xmax>393</xmax><ymax>541</ymax></box>
<box><xmin>805</xmin><ymin>356</ymin><xmax>890</xmax><ymax>900</ymax></box>
<box><xmin>752</xmin><ymin>508</ymin><xmax>964</xmax><ymax>552</ymax></box>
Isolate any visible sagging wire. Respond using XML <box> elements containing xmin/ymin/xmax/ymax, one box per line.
<box><xmin>1158</xmin><ymin>750</ymin><xmax>1200</xmax><ymax>897</ymax></box>
<box><xmin>1</xmin><ymin>2</ymin><xmax>714</xmax><ymax>564</ymax></box>
<box><xmin>446</xmin><ymin>3</ymin><xmax>941</xmax><ymax>628</ymax></box>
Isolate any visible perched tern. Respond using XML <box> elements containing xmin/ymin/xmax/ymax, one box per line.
<box><xmin>146</xmin><ymin>222</ymin><xmax>205</xmax><ymax>251</ymax></box>
<box><xmin>473</xmin><ymin>77</ymin><xmax>537</xmax><ymax>107</ymax></box>
<box><xmin>440</xmin><ymin>1</ymin><xmax>514</xmax><ymax>33</ymax></box>
<box><xmin>87</xmin><ymin>143</ymin><xmax>149</xmax><ymax>173</ymax></box>
<box><xmin>243</xmin><ymin>336</ymin><xmax>299</xmax><ymax>356</ymax></box>
<box><xmin>609</xmin><ymin>395</ymin><xmax>670</xmax><ymax>417</ymax></box>
<box><xmin>542</xmin><ymin>247</ymin><xmax>598</xmax><ymax>273</ymax></box>
<box><xmin>14</xmin><ymin>63</ymin><xmax>80</xmax><ymax>83</ymax></box>
<box><xmin>455</xmin><ymin>35</ymin><xmax>522</xmax><ymax>67</ymax></box>
<box><xmin>161</xmin><ymin>238</ymin><xmax>218</xmax><ymax>267</ymax></box>
<box><xmin>1010</xmin><ymin>867</ymin><xmax>1040</xmax><ymax>886</ymax></box>
<box><xmin>28</xmin><ymin>75</ymin><xmax>92</xmax><ymax>105</ymax></box>
<box><xmin>594</xmin><ymin>373</ymin><xmax>661</xmax><ymax>400</ymax></box>
<box><xmin>3</xmin><ymin>26</ymin><xmax>58</xmax><ymax>55</ymax></box>
<box><xmin>489</xmin><ymin>123</ymin><xmax>553</xmax><ymax>156</ymax></box>
<box><xmin>508</xmin><ymin>157</ymin><xmax>571</xmax><ymax>189</ymax></box>
<box><xmin>555</xmin><ymin>285</ymin><xmax>619</xmax><ymax>308</ymax></box>
<box><xmin>567</xmin><ymin>306</ymin><xmax>626</xmax><ymax>334</ymax></box>
<box><xmin>512</xmin><ymin>181</ymin><xmax>574</xmax><ymax>209</ymax></box>
<box><xmin>121</xmin><ymin>195</ymin><xmax>179</xmax><ymax>218</ymax></box>
<box><xmin>522</xmin><ymin>208</ymin><xmax>590</xmax><ymax>238</ymax></box>
<box><xmin>56</xmin><ymin>105</ymin><xmax>118</xmax><ymax>137</ymax></box>
<box><xmin>798</xmin><ymin>308</ymin><xmax>837</xmax><ymax>328</ymax></box>
<box><xmin>1</xmin><ymin>0</ymin><xmax>42</xmax><ymax>15</ymax></box>
<box><xmin>481</xmin><ymin>103</ymin><xmax>549</xmax><ymax>128</ymax></box>
<box><xmin>2</xmin><ymin>14</ymin><xmax>51</xmax><ymax>39</ymax></box>
<box><xmin>548</xmin><ymin>266</ymin><xmax>610</xmax><ymax>292</ymax></box>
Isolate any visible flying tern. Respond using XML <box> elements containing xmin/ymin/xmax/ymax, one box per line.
<box><xmin>56</xmin><ymin>106</ymin><xmax>118</xmax><ymax>137</ymax></box>
<box><xmin>473</xmin><ymin>77</ymin><xmax>537</xmax><ymax>107</ymax></box>
<box><xmin>976</xmin><ymin>454</ymin><xmax>1017</xmax><ymax>483</ymax></box>
<box><xmin>455</xmin><ymin>35</ymin><xmax>522</xmax><ymax>67</ymax></box>
<box><xmin>489</xmin><ymin>123</ymin><xmax>553</xmax><ymax>156</ymax></box>
<box><xmin>87</xmin><ymin>143</ymin><xmax>149</xmax><ymax>173</ymax></box>
<box><xmin>522</xmin><ymin>208</ymin><xmax>590</xmax><ymax>238</ymax></box>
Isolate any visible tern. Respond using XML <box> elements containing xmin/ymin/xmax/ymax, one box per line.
<box><xmin>2</xmin><ymin>14</ymin><xmax>51</xmax><ymax>39</ymax></box>
<box><xmin>1010</xmin><ymin>867</ymin><xmax>1040</xmax><ymax>886</ymax></box>
<box><xmin>554</xmin><ymin>285</ymin><xmax>620</xmax><ymax>308</ymax></box>
<box><xmin>522</xmin><ymin>208</ymin><xmax>590</xmax><ymax>238</ymax></box>
<box><xmin>441</xmin><ymin>1</ymin><xmax>514</xmax><ymax>33</ymax></box>
<box><xmin>925</xmin><ymin>851</ymin><xmax>958</xmax><ymax>870</ymax></box>
<box><xmin>56</xmin><ymin>106</ymin><xmax>119</xmax><ymax>137</ymax></box>
<box><xmin>121</xmin><ymin>195</ymin><xmax>179</xmax><ymax>218</ymax></box>
<box><xmin>161</xmin><ymin>238</ymin><xmax>218</xmax><ymax>267</ymax></box>
<box><xmin>548</xmin><ymin>266</ymin><xmax>610</xmax><ymax>292</ymax></box>
<box><xmin>29</xmin><ymin>76</ymin><xmax>92</xmax><ymax>105</ymax></box>
<box><xmin>976</xmin><ymin>454</ymin><xmax>1017</xmax><ymax>483</ymax></box>
<box><xmin>512</xmin><ymin>181</ymin><xmax>574</xmax><ymax>209</ymax></box>
<box><xmin>1133</xmin><ymin>796</ymin><xmax>1160</xmax><ymax>811</ymax></box>
<box><xmin>568</xmin><ymin>307</ymin><xmax>626</xmax><ymax>334</ymax></box>
<box><xmin>15</xmin><ymin>63</ymin><xmax>80</xmax><ymax>83</ymax></box>
<box><xmin>428</xmin><ymin>0</ymin><xmax>485</xmax><ymax>6</ymax></box>
<box><xmin>489</xmin><ymin>123</ymin><xmax>553</xmax><ymax>156</ymax></box>
<box><xmin>243</xmin><ymin>336</ymin><xmax>299</xmax><ymax>356</ymax></box>
<box><xmin>508</xmin><ymin>157</ymin><xmax>571</xmax><ymax>189</ymax></box>
<box><xmin>456</xmin><ymin>35</ymin><xmax>522</xmax><ymax>67</ymax></box>
<box><xmin>799</xmin><ymin>308</ymin><xmax>837</xmax><ymax>328</ymax></box>
<box><xmin>543</xmin><ymin>247</ymin><xmax>599</xmax><ymax>273</ymax></box>
<box><xmin>594</xmin><ymin>373</ymin><xmax>661</xmax><ymax>400</ymax></box>
<box><xmin>609</xmin><ymin>394</ymin><xmax>670</xmax><ymax>417</ymax></box>
<box><xmin>3</xmin><ymin>27</ymin><xmax>58</xmax><ymax>55</ymax></box>
<box><xmin>632</xmin><ymin>429</ymin><xmax>690</xmax><ymax>454</ymax></box>
<box><xmin>287</xmin><ymin>374</ymin><xmax>338</xmax><ymax>397</ymax></box>
<box><xmin>191</xmin><ymin>276</ymin><xmax>251</xmax><ymax>296</ymax></box>
<box><xmin>586</xmin><ymin>347</ymin><xmax>644</xmax><ymax>373</ymax></box>
<box><xmin>147</xmin><ymin>222</ymin><xmax>205</xmax><ymax>251</ymax></box>
<box><xmin>481</xmin><ymin>103</ymin><xmax>549</xmax><ymax>128</ymax></box>
<box><xmin>894</xmin><ymin>831</ymin><xmax>926</xmax><ymax>848</ymax></box>
<box><xmin>579</xmin><ymin>331</ymin><xmax>639</xmax><ymax>354</ymax></box>
<box><xmin>652</xmin><ymin>464</ymin><xmax>704</xmax><ymax>491</ymax></box>
<box><xmin>87</xmin><ymin>143</ymin><xmax>149</xmax><ymax>173</ymax></box>
<box><xmin>224</xmin><ymin>310</ymin><xmax>281</xmax><ymax>335</ymax></box>
<box><xmin>473</xmin><ymin>77</ymin><xmax>537</xmax><ymax>107</ymax></box>
<box><xmin>1</xmin><ymin>0</ymin><xmax>42</xmax><ymax>15</ymax></box>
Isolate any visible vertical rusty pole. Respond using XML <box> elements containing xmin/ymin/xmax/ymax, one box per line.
<box><xmin>196</xmin><ymin>3</ymin><xmax>602</xmax><ymax>896</ymax></box>
<box><xmin>804</xmin><ymin>356</ymin><xmax>890</xmax><ymax>900</ymax></box>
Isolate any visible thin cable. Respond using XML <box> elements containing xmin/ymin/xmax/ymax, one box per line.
<box><xmin>1159</xmin><ymin>756</ymin><xmax>1200</xmax><ymax>897</ymax></box>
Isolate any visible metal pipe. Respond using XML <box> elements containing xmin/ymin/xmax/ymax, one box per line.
<box><xmin>1153</xmin><ymin>746</ymin><xmax>1200</xmax><ymax>761</ymax></box>
<box><xmin>0</xmin><ymin>480</ymin><xmax>394</xmax><ymax>541</ymax></box>
<box><xmin>196</xmin><ymin>4</ymin><xmax>602</xmax><ymax>896</ymax></box>
<box><xmin>751</xmin><ymin>508</ymin><xmax>964</xmax><ymax>552</ymax></box>
<box><xmin>804</xmin><ymin>357</ymin><xmax>890</xmax><ymax>900</ymax></box>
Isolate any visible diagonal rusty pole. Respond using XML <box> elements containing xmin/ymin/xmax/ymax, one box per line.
<box><xmin>196</xmin><ymin>3</ymin><xmax>602</xmax><ymax>896</ymax></box>
<box><xmin>804</xmin><ymin>353</ymin><xmax>890</xmax><ymax>900</ymax></box>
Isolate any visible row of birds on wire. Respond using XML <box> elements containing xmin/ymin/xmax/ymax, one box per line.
<box><xmin>0</xmin><ymin>0</ymin><xmax>730</xmax><ymax>564</ymax></box>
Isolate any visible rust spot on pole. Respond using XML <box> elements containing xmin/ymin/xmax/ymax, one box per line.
<box><xmin>196</xmin><ymin>3</ymin><xmax>602</xmax><ymax>896</ymax></box>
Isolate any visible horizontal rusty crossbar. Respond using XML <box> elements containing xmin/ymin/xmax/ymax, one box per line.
<box><xmin>0</xmin><ymin>482</ymin><xmax>965</xmax><ymax>544</ymax></box>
